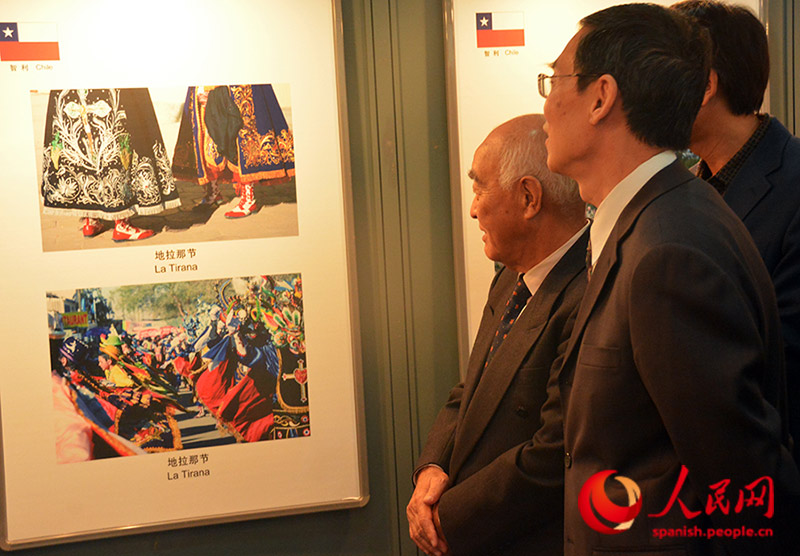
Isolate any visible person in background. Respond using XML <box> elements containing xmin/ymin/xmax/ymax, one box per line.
<box><xmin>672</xmin><ymin>0</ymin><xmax>800</xmax><ymax>464</ymax></box>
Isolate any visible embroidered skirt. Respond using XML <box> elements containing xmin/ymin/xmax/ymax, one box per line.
<box><xmin>41</xmin><ymin>88</ymin><xmax>181</xmax><ymax>220</ymax></box>
<box><xmin>172</xmin><ymin>84</ymin><xmax>295</xmax><ymax>186</ymax></box>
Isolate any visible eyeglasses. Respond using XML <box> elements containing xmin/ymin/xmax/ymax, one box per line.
<box><xmin>537</xmin><ymin>73</ymin><xmax>601</xmax><ymax>98</ymax></box>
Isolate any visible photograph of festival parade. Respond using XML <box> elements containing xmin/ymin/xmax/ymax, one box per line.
<box><xmin>47</xmin><ymin>273</ymin><xmax>309</xmax><ymax>462</ymax></box>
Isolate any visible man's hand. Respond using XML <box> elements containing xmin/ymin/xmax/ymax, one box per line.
<box><xmin>407</xmin><ymin>466</ymin><xmax>450</xmax><ymax>555</ymax></box>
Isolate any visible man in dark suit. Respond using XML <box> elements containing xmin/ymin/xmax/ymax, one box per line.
<box><xmin>406</xmin><ymin>114</ymin><xmax>588</xmax><ymax>556</ymax></box>
<box><xmin>541</xmin><ymin>4</ymin><xmax>799</xmax><ymax>555</ymax></box>
<box><xmin>672</xmin><ymin>0</ymin><xmax>800</xmax><ymax>464</ymax></box>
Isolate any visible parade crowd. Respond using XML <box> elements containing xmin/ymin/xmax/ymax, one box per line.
<box><xmin>50</xmin><ymin>275</ymin><xmax>309</xmax><ymax>462</ymax></box>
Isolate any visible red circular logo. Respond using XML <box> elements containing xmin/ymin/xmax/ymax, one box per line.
<box><xmin>578</xmin><ymin>470</ymin><xmax>643</xmax><ymax>534</ymax></box>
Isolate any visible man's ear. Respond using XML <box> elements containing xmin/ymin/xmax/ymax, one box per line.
<box><xmin>701</xmin><ymin>69</ymin><xmax>718</xmax><ymax>107</ymax></box>
<box><xmin>588</xmin><ymin>74</ymin><xmax>618</xmax><ymax>125</ymax></box>
<box><xmin>519</xmin><ymin>176</ymin><xmax>543</xmax><ymax>219</ymax></box>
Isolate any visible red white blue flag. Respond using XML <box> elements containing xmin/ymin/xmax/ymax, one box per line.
<box><xmin>0</xmin><ymin>22</ymin><xmax>60</xmax><ymax>62</ymax></box>
<box><xmin>476</xmin><ymin>12</ymin><xmax>525</xmax><ymax>48</ymax></box>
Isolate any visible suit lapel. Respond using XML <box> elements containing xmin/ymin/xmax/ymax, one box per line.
<box><xmin>449</xmin><ymin>232</ymin><xmax>588</xmax><ymax>477</ymax></box>
<box><xmin>457</xmin><ymin>270</ymin><xmax>511</xmax><ymax>421</ymax></box>
<box><xmin>449</xmin><ymin>306</ymin><xmax>548</xmax><ymax>476</ymax></box>
<box><xmin>561</xmin><ymin>239</ymin><xmax>617</xmax><ymax>374</ymax></box>
<box><xmin>561</xmin><ymin>161</ymin><xmax>694</xmax><ymax>379</ymax></box>
<box><xmin>724</xmin><ymin>119</ymin><xmax>785</xmax><ymax>221</ymax></box>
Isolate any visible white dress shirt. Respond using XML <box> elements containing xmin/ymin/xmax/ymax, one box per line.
<box><xmin>590</xmin><ymin>151</ymin><xmax>676</xmax><ymax>267</ymax></box>
<box><xmin>521</xmin><ymin>223</ymin><xmax>589</xmax><ymax>310</ymax></box>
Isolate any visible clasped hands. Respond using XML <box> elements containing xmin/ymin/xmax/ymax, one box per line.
<box><xmin>407</xmin><ymin>466</ymin><xmax>451</xmax><ymax>556</ymax></box>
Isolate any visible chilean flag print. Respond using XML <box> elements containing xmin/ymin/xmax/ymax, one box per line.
<box><xmin>0</xmin><ymin>22</ymin><xmax>60</xmax><ymax>62</ymax></box>
<box><xmin>476</xmin><ymin>12</ymin><xmax>525</xmax><ymax>48</ymax></box>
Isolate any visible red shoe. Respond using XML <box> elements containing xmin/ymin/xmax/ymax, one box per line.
<box><xmin>113</xmin><ymin>219</ymin><xmax>154</xmax><ymax>242</ymax></box>
<box><xmin>83</xmin><ymin>218</ymin><xmax>103</xmax><ymax>237</ymax></box>
<box><xmin>224</xmin><ymin>184</ymin><xmax>256</xmax><ymax>218</ymax></box>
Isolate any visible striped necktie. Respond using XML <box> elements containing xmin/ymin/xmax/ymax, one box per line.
<box><xmin>586</xmin><ymin>234</ymin><xmax>593</xmax><ymax>278</ymax></box>
<box><xmin>585</xmin><ymin>213</ymin><xmax>594</xmax><ymax>278</ymax></box>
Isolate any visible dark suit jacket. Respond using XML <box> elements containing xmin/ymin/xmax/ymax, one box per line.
<box><xmin>559</xmin><ymin>160</ymin><xmax>800</xmax><ymax>556</ymax></box>
<box><xmin>724</xmin><ymin>117</ymin><xmax>800</xmax><ymax>463</ymax></box>
<box><xmin>416</xmin><ymin>231</ymin><xmax>588</xmax><ymax>556</ymax></box>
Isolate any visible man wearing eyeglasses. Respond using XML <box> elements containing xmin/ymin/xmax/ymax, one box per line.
<box><xmin>672</xmin><ymin>0</ymin><xmax>800</xmax><ymax>467</ymax></box>
<box><xmin>541</xmin><ymin>4</ymin><xmax>799</xmax><ymax>555</ymax></box>
<box><xmin>407</xmin><ymin>114</ymin><xmax>588</xmax><ymax>556</ymax></box>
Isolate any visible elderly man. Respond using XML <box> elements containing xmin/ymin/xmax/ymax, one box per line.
<box><xmin>540</xmin><ymin>4</ymin><xmax>799</xmax><ymax>555</ymax></box>
<box><xmin>407</xmin><ymin>114</ymin><xmax>588</xmax><ymax>556</ymax></box>
<box><xmin>672</xmin><ymin>0</ymin><xmax>800</xmax><ymax>464</ymax></box>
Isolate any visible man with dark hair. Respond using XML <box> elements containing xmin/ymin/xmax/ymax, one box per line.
<box><xmin>407</xmin><ymin>114</ymin><xmax>588</xmax><ymax>556</ymax></box>
<box><xmin>672</xmin><ymin>0</ymin><xmax>800</xmax><ymax>465</ymax></box>
<box><xmin>541</xmin><ymin>4</ymin><xmax>799</xmax><ymax>555</ymax></box>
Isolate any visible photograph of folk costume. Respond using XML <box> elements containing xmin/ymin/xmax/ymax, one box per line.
<box><xmin>188</xmin><ymin>275</ymin><xmax>309</xmax><ymax>441</ymax></box>
<box><xmin>47</xmin><ymin>273</ymin><xmax>309</xmax><ymax>463</ymax></box>
<box><xmin>32</xmin><ymin>84</ymin><xmax>298</xmax><ymax>251</ymax></box>
<box><xmin>171</xmin><ymin>84</ymin><xmax>296</xmax><ymax>218</ymax></box>
<box><xmin>40</xmin><ymin>88</ymin><xmax>181</xmax><ymax>242</ymax></box>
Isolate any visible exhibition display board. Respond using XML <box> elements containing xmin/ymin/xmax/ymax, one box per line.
<box><xmin>0</xmin><ymin>0</ymin><xmax>367</xmax><ymax>548</ymax></box>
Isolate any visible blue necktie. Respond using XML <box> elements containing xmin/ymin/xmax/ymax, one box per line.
<box><xmin>485</xmin><ymin>275</ymin><xmax>531</xmax><ymax>367</ymax></box>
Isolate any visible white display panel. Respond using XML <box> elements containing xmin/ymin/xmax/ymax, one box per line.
<box><xmin>0</xmin><ymin>0</ymin><xmax>366</xmax><ymax>548</ymax></box>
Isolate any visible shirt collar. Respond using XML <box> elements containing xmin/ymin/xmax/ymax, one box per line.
<box><xmin>697</xmin><ymin>114</ymin><xmax>770</xmax><ymax>195</ymax></box>
<box><xmin>590</xmin><ymin>150</ymin><xmax>676</xmax><ymax>266</ymax></box>
<box><xmin>522</xmin><ymin>223</ymin><xmax>589</xmax><ymax>298</ymax></box>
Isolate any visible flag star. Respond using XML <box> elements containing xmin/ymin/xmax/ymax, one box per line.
<box><xmin>2</xmin><ymin>27</ymin><xmax>13</xmax><ymax>38</ymax></box>
<box><xmin>479</xmin><ymin>17</ymin><xmax>489</xmax><ymax>27</ymax></box>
